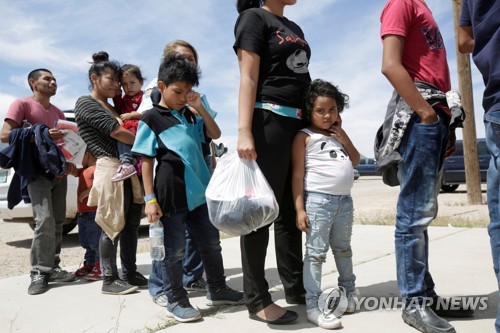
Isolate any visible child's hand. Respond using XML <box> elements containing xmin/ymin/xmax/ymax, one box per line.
<box><xmin>145</xmin><ymin>202</ymin><xmax>163</xmax><ymax>222</ymax></box>
<box><xmin>328</xmin><ymin>125</ymin><xmax>349</xmax><ymax>146</ymax></box>
<box><xmin>120</xmin><ymin>113</ymin><xmax>134</xmax><ymax>122</ymax></box>
<box><xmin>186</xmin><ymin>91</ymin><xmax>202</xmax><ymax>110</ymax></box>
<box><xmin>296</xmin><ymin>210</ymin><xmax>310</xmax><ymax>232</ymax></box>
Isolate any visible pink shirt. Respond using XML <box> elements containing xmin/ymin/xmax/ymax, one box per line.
<box><xmin>6</xmin><ymin>96</ymin><xmax>65</xmax><ymax>128</ymax></box>
<box><xmin>380</xmin><ymin>0</ymin><xmax>451</xmax><ymax>93</ymax></box>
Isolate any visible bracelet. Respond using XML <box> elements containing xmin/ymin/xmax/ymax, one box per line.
<box><xmin>144</xmin><ymin>194</ymin><xmax>156</xmax><ymax>202</ymax></box>
<box><xmin>146</xmin><ymin>198</ymin><xmax>157</xmax><ymax>204</ymax></box>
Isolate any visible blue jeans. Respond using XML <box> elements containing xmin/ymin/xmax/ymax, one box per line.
<box><xmin>484</xmin><ymin>110</ymin><xmax>500</xmax><ymax>332</ymax></box>
<box><xmin>303</xmin><ymin>191</ymin><xmax>355</xmax><ymax>310</ymax></box>
<box><xmin>27</xmin><ymin>175</ymin><xmax>67</xmax><ymax>273</ymax></box>
<box><xmin>148</xmin><ymin>204</ymin><xmax>225</xmax><ymax>303</ymax></box>
<box><xmin>77</xmin><ymin>212</ymin><xmax>101</xmax><ymax>265</ymax></box>
<box><xmin>117</xmin><ymin>141</ymin><xmax>135</xmax><ymax>164</ymax></box>
<box><xmin>182</xmin><ymin>229</ymin><xmax>204</xmax><ymax>286</ymax></box>
<box><xmin>395</xmin><ymin>114</ymin><xmax>449</xmax><ymax>308</ymax></box>
<box><xmin>149</xmin><ymin>230</ymin><xmax>204</xmax><ymax>293</ymax></box>
<box><xmin>176</xmin><ymin>152</ymin><xmax>213</xmax><ymax>286</ymax></box>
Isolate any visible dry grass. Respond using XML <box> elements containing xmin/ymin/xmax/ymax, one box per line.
<box><xmin>355</xmin><ymin>212</ymin><xmax>489</xmax><ymax>228</ymax></box>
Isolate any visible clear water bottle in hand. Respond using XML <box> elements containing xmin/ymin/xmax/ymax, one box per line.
<box><xmin>149</xmin><ymin>221</ymin><xmax>165</xmax><ymax>261</ymax></box>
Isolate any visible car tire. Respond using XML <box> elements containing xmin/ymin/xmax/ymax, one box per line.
<box><xmin>28</xmin><ymin>219</ymin><xmax>78</xmax><ymax>235</ymax></box>
<box><xmin>441</xmin><ymin>184</ymin><xmax>459</xmax><ymax>193</ymax></box>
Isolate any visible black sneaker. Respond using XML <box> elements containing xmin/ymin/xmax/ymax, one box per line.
<box><xmin>28</xmin><ymin>271</ymin><xmax>49</xmax><ymax>295</ymax></box>
<box><xmin>102</xmin><ymin>279</ymin><xmax>139</xmax><ymax>295</ymax></box>
<box><xmin>185</xmin><ymin>278</ymin><xmax>207</xmax><ymax>292</ymax></box>
<box><xmin>206</xmin><ymin>285</ymin><xmax>244</xmax><ymax>306</ymax></box>
<box><xmin>123</xmin><ymin>271</ymin><xmax>148</xmax><ymax>287</ymax></box>
<box><xmin>49</xmin><ymin>267</ymin><xmax>76</xmax><ymax>282</ymax></box>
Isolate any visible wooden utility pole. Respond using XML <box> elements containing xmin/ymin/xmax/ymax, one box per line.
<box><xmin>451</xmin><ymin>0</ymin><xmax>482</xmax><ymax>205</ymax></box>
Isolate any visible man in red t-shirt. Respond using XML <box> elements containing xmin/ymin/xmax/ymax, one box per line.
<box><xmin>380</xmin><ymin>1</ymin><xmax>471</xmax><ymax>332</ymax></box>
<box><xmin>0</xmin><ymin>69</ymin><xmax>76</xmax><ymax>295</ymax></box>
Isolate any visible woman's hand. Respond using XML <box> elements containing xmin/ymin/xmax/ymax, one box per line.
<box><xmin>237</xmin><ymin>129</ymin><xmax>257</xmax><ymax>160</ymax></box>
<box><xmin>145</xmin><ymin>202</ymin><xmax>163</xmax><ymax>222</ymax></box>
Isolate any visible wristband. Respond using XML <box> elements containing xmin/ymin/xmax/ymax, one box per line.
<box><xmin>144</xmin><ymin>194</ymin><xmax>156</xmax><ymax>202</ymax></box>
<box><xmin>146</xmin><ymin>198</ymin><xmax>157</xmax><ymax>204</ymax></box>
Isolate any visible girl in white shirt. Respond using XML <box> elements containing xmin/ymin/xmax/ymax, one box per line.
<box><xmin>291</xmin><ymin>79</ymin><xmax>360</xmax><ymax>329</ymax></box>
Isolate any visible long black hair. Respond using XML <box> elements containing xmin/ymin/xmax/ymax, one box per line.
<box><xmin>236</xmin><ymin>0</ymin><xmax>262</xmax><ymax>13</ymax></box>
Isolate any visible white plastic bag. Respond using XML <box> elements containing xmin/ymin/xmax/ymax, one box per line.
<box><xmin>205</xmin><ymin>154</ymin><xmax>279</xmax><ymax>236</ymax></box>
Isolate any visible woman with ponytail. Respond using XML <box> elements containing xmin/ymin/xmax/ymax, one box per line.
<box><xmin>234</xmin><ymin>0</ymin><xmax>311</xmax><ymax>325</ymax></box>
<box><xmin>74</xmin><ymin>51</ymin><xmax>146</xmax><ymax>295</ymax></box>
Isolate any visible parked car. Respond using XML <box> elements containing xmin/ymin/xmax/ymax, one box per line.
<box><xmin>0</xmin><ymin>110</ymin><xmax>79</xmax><ymax>234</ymax></box>
<box><xmin>441</xmin><ymin>138</ymin><xmax>489</xmax><ymax>192</ymax></box>
<box><xmin>353</xmin><ymin>168</ymin><xmax>360</xmax><ymax>180</ymax></box>
<box><xmin>355</xmin><ymin>157</ymin><xmax>379</xmax><ymax>176</ymax></box>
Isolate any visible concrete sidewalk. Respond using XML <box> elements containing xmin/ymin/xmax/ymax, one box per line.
<box><xmin>0</xmin><ymin>225</ymin><xmax>497</xmax><ymax>333</ymax></box>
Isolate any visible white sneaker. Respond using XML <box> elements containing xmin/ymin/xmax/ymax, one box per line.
<box><xmin>307</xmin><ymin>308</ymin><xmax>342</xmax><ymax>329</ymax></box>
<box><xmin>345</xmin><ymin>288</ymin><xmax>359</xmax><ymax>314</ymax></box>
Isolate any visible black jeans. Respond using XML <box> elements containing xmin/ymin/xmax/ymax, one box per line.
<box><xmin>240</xmin><ymin>109</ymin><xmax>305</xmax><ymax>313</ymax></box>
<box><xmin>100</xmin><ymin>178</ymin><xmax>143</xmax><ymax>282</ymax></box>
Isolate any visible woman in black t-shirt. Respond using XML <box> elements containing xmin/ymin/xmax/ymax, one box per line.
<box><xmin>234</xmin><ymin>0</ymin><xmax>311</xmax><ymax>325</ymax></box>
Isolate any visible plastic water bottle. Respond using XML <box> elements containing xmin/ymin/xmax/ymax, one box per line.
<box><xmin>149</xmin><ymin>221</ymin><xmax>165</xmax><ymax>261</ymax></box>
